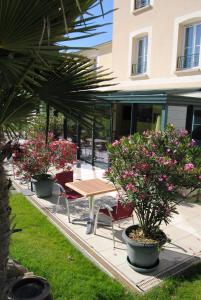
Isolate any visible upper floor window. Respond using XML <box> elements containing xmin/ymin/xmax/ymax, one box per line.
<box><xmin>177</xmin><ymin>23</ymin><xmax>201</xmax><ymax>70</ymax></box>
<box><xmin>135</xmin><ymin>0</ymin><xmax>150</xmax><ymax>10</ymax></box>
<box><xmin>132</xmin><ymin>36</ymin><xmax>148</xmax><ymax>75</ymax></box>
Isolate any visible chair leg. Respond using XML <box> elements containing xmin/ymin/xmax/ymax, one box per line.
<box><xmin>66</xmin><ymin>199</ymin><xmax>71</xmax><ymax>223</ymax></box>
<box><xmin>56</xmin><ymin>195</ymin><xmax>61</xmax><ymax>213</ymax></box>
<box><xmin>111</xmin><ymin>222</ymin><xmax>115</xmax><ymax>248</ymax></box>
<box><xmin>94</xmin><ymin>210</ymin><xmax>99</xmax><ymax>235</ymax></box>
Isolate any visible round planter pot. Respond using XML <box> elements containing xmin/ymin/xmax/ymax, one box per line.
<box><xmin>122</xmin><ymin>225</ymin><xmax>167</xmax><ymax>273</ymax></box>
<box><xmin>8</xmin><ymin>276</ymin><xmax>52</xmax><ymax>300</ymax></box>
<box><xmin>32</xmin><ymin>175</ymin><xmax>54</xmax><ymax>198</ymax></box>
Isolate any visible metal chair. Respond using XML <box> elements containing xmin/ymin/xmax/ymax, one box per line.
<box><xmin>54</xmin><ymin>171</ymin><xmax>82</xmax><ymax>222</ymax></box>
<box><xmin>94</xmin><ymin>201</ymin><xmax>134</xmax><ymax>248</ymax></box>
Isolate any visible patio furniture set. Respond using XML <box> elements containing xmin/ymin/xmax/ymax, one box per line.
<box><xmin>54</xmin><ymin>172</ymin><xmax>134</xmax><ymax>245</ymax></box>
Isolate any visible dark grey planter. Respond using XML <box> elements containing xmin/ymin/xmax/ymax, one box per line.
<box><xmin>122</xmin><ymin>225</ymin><xmax>167</xmax><ymax>273</ymax></box>
<box><xmin>32</xmin><ymin>175</ymin><xmax>54</xmax><ymax>198</ymax></box>
<box><xmin>8</xmin><ymin>276</ymin><xmax>52</xmax><ymax>300</ymax></box>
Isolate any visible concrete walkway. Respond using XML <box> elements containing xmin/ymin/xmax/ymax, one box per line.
<box><xmin>8</xmin><ymin>161</ymin><xmax>201</xmax><ymax>292</ymax></box>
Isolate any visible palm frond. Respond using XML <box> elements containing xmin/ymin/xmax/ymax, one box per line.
<box><xmin>0</xmin><ymin>0</ymin><xmax>115</xmax><ymax>131</ymax></box>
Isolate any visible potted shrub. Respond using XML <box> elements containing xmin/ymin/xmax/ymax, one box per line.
<box><xmin>13</xmin><ymin>133</ymin><xmax>54</xmax><ymax>198</ymax></box>
<box><xmin>105</xmin><ymin>125</ymin><xmax>201</xmax><ymax>273</ymax></box>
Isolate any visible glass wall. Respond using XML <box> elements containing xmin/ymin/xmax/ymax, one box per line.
<box><xmin>136</xmin><ymin>104</ymin><xmax>161</xmax><ymax>134</ymax></box>
<box><xmin>80</xmin><ymin>109</ymin><xmax>110</xmax><ymax>169</ymax></box>
<box><xmin>115</xmin><ymin>104</ymin><xmax>162</xmax><ymax>138</ymax></box>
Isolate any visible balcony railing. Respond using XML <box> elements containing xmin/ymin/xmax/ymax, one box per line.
<box><xmin>132</xmin><ymin>61</ymin><xmax>147</xmax><ymax>75</ymax></box>
<box><xmin>177</xmin><ymin>53</ymin><xmax>200</xmax><ymax>70</ymax></box>
<box><xmin>135</xmin><ymin>0</ymin><xmax>150</xmax><ymax>9</ymax></box>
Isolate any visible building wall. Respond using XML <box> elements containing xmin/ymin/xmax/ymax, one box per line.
<box><xmin>80</xmin><ymin>42</ymin><xmax>113</xmax><ymax>74</ymax></box>
<box><xmin>167</xmin><ymin>106</ymin><xmax>187</xmax><ymax>129</ymax></box>
<box><xmin>112</xmin><ymin>0</ymin><xmax>201</xmax><ymax>90</ymax></box>
<box><xmin>97</xmin><ymin>47</ymin><xmax>113</xmax><ymax>71</ymax></box>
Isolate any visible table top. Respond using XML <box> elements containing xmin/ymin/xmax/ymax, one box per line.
<box><xmin>66</xmin><ymin>178</ymin><xmax>116</xmax><ymax>197</ymax></box>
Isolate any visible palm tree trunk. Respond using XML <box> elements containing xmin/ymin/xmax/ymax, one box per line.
<box><xmin>0</xmin><ymin>161</ymin><xmax>10</xmax><ymax>299</ymax></box>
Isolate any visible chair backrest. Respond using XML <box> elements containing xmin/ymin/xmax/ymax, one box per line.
<box><xmin>55</xmin><ymin>171</ymin><xmax>73</xmax><ymax>191</ymax></box>
<box><xmin>115</xmin><ymin>201</ymin><xmax>134</xmax><ymax>220</ymax></box>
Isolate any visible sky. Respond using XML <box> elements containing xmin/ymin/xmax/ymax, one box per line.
<box><xmin>66</xmin><ymin>0</ymin><xmax>113</xmax><ymax>48</ymax></box>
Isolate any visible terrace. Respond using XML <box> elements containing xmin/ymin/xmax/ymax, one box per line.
<box><xmin>8</xmin><ymin>160</ymin><xmax>201</xmax><ymax>293</ymax></box>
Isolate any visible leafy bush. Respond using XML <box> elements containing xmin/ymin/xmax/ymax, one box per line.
<box><xmin>13</xmin><ymin>134</ymin><xmax>77</xmax><ymax>180</ymax></box>
<box><xmin>105</xmin><ymin>125</ymin><xmax>201</xmax><ymax>238</ymax></box>
<box><xmin>49</xmin><ymin>140</ymin><xmax>77</xmax><ymax>170</ymax></box>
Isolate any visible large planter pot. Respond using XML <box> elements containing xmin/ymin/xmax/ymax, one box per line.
<box><xmin>8</xmin><ymin>276</ymin><xmax>52</xmax><ymax>300</ymax></box>
<box><xmin>122</xmin><ymin>225</ymin><xmax>167</xmax><ymax>273</ymax></box>
<box><xmin>32</xmin><ymin>175</ymin><xmax>54</xmax><ymax>198</ymax></box>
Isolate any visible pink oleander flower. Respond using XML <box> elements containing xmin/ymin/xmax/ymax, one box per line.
<box><xmin>166</xmin><ymin>183</ymin><xmax>174</xmax><ymax>191</ymax></box>
<box><xmin>179</xmin><ymin>129</ymin><xmax>188</xmax><ymax>137</ymax></box>
<box><xmin>191</xmin><ymin>139</ymin><xmax>197</xmax><ymax>146</ymax></box>
<box><xmin>184</xmin><ymin>163</ymin><xmax>194</xmax><ymax>171</ymax></box>
<box><xmin>126</xmin><ymin>183</ymin><xmax>137</xmax><ymax>193</ymax></box>
<box><xmin>198</xmin><ymin>175</ymin><xmax>201</xmax><ymax>181</ymax></box>
<box><xmin>158</xmin><ymin>175</ymin><xmax>167</xmax><ymax>182</ymax></box>
<box><xmin>112</xmin><ymin>140</ymin><xmax>120</xmax><ymax>147</ymax></box>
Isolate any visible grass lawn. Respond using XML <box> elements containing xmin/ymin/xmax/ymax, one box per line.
<box><xmin>10</xmin><ymin>192</ymin><xmax>201</xmax><ymax>300</ymax></box>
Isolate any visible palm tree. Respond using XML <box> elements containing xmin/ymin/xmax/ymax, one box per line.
<box><xmin>0</xmin><ymin>1</ymin><xmax>113</xmax><ymax>298</ymax></box>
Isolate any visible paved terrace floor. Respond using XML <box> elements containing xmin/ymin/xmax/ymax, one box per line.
<box><xmin>7</xmin><ymin>161</ymin><xmax>201</xmax><ymax>292</ymax></box>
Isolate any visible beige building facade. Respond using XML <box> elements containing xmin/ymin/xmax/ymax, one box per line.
<box><xmin>113</xmin><ymin>0</ymin><xmax>201</xmax><ymax>90</ymax></box>
<box><xmin>79</xmin><ymin>0</ymin><xmax>201</xmax><ymax>165</ymax></box>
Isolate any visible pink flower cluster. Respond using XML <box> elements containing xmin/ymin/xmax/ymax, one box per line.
<box><xmin>13</xmin><ymin>134</ymin><xmax>77</xmax><ymax>179</ymax></box>
<box><xmin>178</xmin><ymin>129</ymin><xmax>188</xmax><ymax>137</ymax></box>
<box><xmin>166</xmin><ymin>183</ymin><xmax>174</xmax><ymax>191</ymax></box>
<box><xmin>158</xmin><ymin>175</ymin><xmax>167</xmax><ymax>182</ymax></box>
<box><xmin>126</xmin><ymin>183</ymin><xmax>138</xmax><ymax>193</ymax></box>
<box><xmin>121</xmin><ymin>170</ymin><xmax>135</xmax><ymax>179</ymax></box>
<box><xmin>158</xmin><ymin>175</ymin><xmax>174</xmax><ymax>191</ymax></box>
<box><xmin>156</xmin><ymin>157</ymin><xmax>177</xmax><ymax>167</ymax></box>
<box><xmin>112</xmin><ymin>140</ymin><xmax>120</xmax><ymax>147</ymax></box>
<box><xmin>184</xmin><ymin>163</ymin><xmax>194</xmax><ymax>171</ymax></box>
<box><xmin>49</xmin><ymin>140</ymin><xmax>77</xmax><ymax>170</ymax></box>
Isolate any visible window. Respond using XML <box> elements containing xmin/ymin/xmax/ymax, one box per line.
<box><xmin>135</xmin><ymin>0</ymin><xmax>150</xmax><ymax>10</ymax></box>
<box><xmin>122</xmin><ymin>106</ymin><xmax>131</xmax><ymax>120</ymax></box>
<box><xmin>177</xmin><ymin>23</ymin><xmax>201</xmax><ymax>69</ymax></box>
<box><xmin>132</xmin><ymin>36</ymin><xmax>148</xmax><ymax>75</ymax></box>
<box><xmin>192</xmin><ymin>109</ymin><xmax>201</xmax><ymax>131</ymax></box>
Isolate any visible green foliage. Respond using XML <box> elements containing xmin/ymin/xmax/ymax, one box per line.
<box><xmin>0</xmin><ymin>0</ymin><xmax>114</xmax><ymax>132</ymax></box>
<box><xmin>24</xmin><ymin>109</ymin><xmax>64</xmax><ymax>139</ymax></box>
<box><xmin>106</xmin><ymin>125</ymin><xmax>201</xmax><ymax>238</ymax></box>
<box><xmin>10</xmin><ymin>193</ymin><xmax>131</xmax><ymax>300</ymax></box>
<box><xmin>10</xmin><ymin>193</ymin><xmax>201</xmax><ymax>300</ymax></box>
